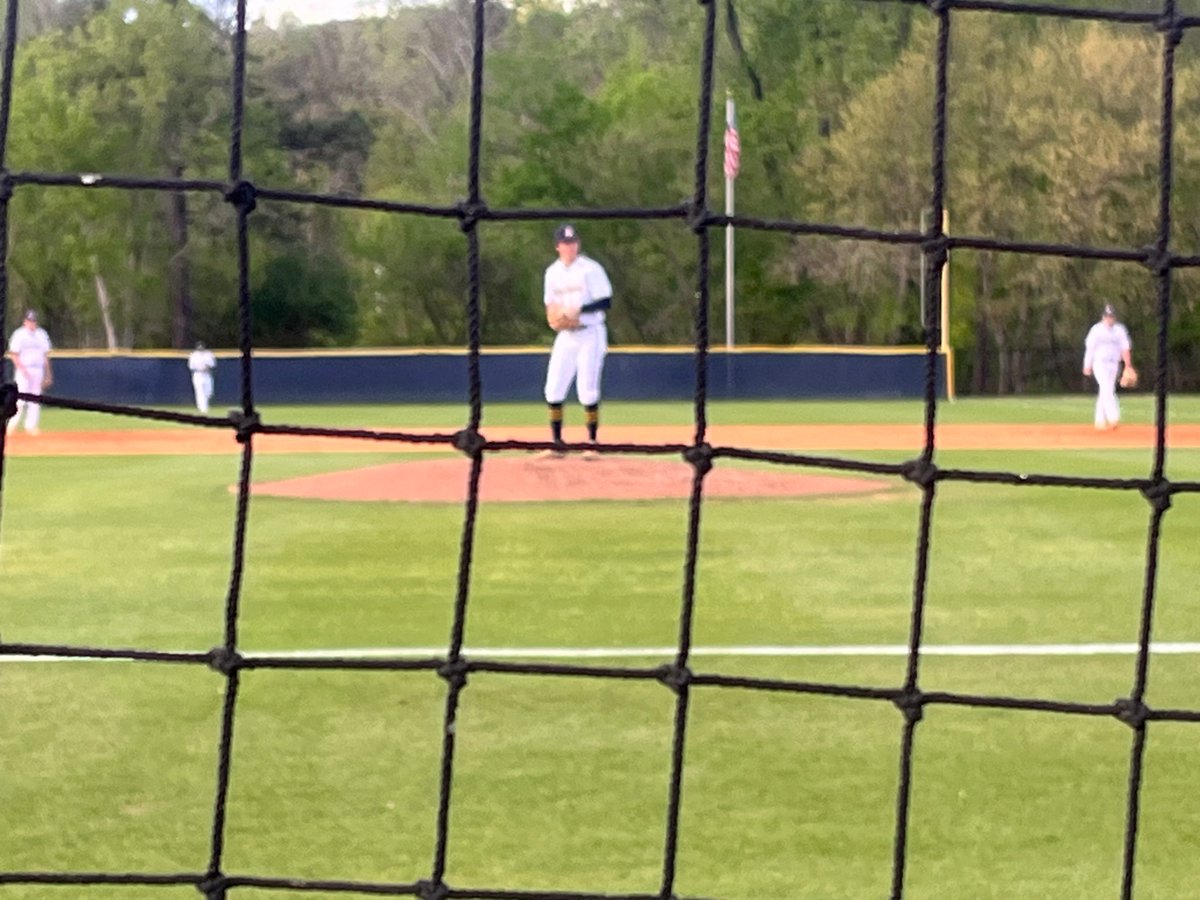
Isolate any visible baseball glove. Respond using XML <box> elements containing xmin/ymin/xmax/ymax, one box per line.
<box><xmin>545</xmin><ymin>302</ymin><xmax>580</xmax><ymax>332</ymax></box>
<box><xmin>1120</xmin><ymin>366</ymin><xmax>1139</xmax><ymax>389</ymax></box>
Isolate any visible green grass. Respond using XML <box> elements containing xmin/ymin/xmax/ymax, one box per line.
<box><xmin>35</xmin><ymin>392</ymin><xmax>1200</xmax><ymax>431</ymax></box>
<box><xmin>3</xmin><ymin>401</ymin><xmax>1200</xmax><ymax>898</ymax></box>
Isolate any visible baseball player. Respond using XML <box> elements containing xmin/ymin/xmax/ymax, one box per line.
<box><xmin>6</xmin><ymin>308</ymin><xmax>53</xmax><ymax>436</ymax></box>
<box><xmin>539</xmin><ymin>223</ymin><xmax>613</xmax><ymax>459</ymax></box>
<box><xmin>1083</xmin><ymin>303</ymin><xmax>1135</xmax><ymax>431</ymax></box>
<box><xmin>187</xmin><ymin>341</ymin><xmax>217</xmax><ymax>413</ymax></box>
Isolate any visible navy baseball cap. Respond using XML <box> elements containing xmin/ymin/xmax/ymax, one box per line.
<box><xmin>23</xmin><ymin>309</ymin><xmax>36</xmax><ymax>321</ymax></box>
<box><xmin>1103</xmin><ymin>304</ymin><xmax>1117</xmax><ymax>317</ymax></box>
<box><xmin>554</xmin><ymin>223</ymin><xmax>580</xmax><ymax>244</ymax></box>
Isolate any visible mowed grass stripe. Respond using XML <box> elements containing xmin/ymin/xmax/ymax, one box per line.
<box><xmin>32</xmin><ymin>393</ymin><xmax>1200</xmax><ymax>431</ymax></box>
<box><xmin>3</xmin><ymin>657</ymin><xmax>1199</xmax><ymax>898</ymax></box>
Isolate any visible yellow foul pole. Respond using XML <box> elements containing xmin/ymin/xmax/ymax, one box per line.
<box><xmin>941</xmin><ymin>209</ymin><xmax>955</xmax><ymax>401</ymax></box>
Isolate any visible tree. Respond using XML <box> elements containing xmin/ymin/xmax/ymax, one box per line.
<box><xmin>251</xmin><ymin>252</ymin><xmax>357</xmax><ymax>346</ymax></box>
<box><xmin>6</xmin><ymin>0</ymin><xmax>293</xmax><ymax>348</ymax></box>
<box><xmin>804</xmin><ymin>16</ymin><xmax>1200</xmax><ymax>391</ymax></box>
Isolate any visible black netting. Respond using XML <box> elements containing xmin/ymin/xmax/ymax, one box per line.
<box><xmin>1</xmin><ymin>1</ymin><xmax>1197</xmax><ymax>898</ymax></box>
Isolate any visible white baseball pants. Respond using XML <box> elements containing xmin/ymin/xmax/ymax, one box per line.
<box><xmin>544</xmin><ymin>324</ymin><xmax>607</xmax><ymax>406</ymax></box>
<box><xmin>8</xmin><ymin>369</ymin><xmax>44</xmax><ymax>433</ymax></box>
<box><xmin>192</xmin><ymin>372</ymin><xmax>214</xmax><ymax>413</ymax></box>
<box><xmin>1092</xmin><ymin>360</ymin><xmax>1120</xmax><ymax>428</ymax></box>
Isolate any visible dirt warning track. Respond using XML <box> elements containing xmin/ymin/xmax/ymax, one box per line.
<box><xmin>8</xmin><ymin>422</ymin><xmax>1199</xmax><ymax>457</ymax></box>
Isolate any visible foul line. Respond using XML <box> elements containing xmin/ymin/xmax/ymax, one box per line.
<box><xmin>4</xmin><ymin>643</ymin><xmax>1200</xmax><ymax>662</ymax></box>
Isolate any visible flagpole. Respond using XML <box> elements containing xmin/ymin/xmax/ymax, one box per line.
<box><xmin>725</xmin><ymin>92</ymin><xmax>735</xmax><ymax>351</ymax></box>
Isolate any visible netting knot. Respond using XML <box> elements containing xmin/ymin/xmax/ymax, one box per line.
<box><xmin>657</xmin><ymin>663</ymin><xmax>692</xmax><ymax>693</ymax></box>
<box><xmin>686</xmin><ymin>201</ymin><xmax>713</xmax><ymax>234</ymax></box>
<box><xmin>893</xmin><ymin>689</ymin><xmax>925</xmax><ymax>725</ymax></box>
<box><xmin>0</xmin><ymin>171</ymin><xmax>13</xmax><ymax>202</ymax></box>
<box><xmin>228</xmin><ymin>409</ymin><xmax>261</xmax><ymax>443</ymax></box>
<box><xmin>1156</xmin><ymin>14</ymin><xmax>1184</xmax><ymax>47</ymax></box>
<box><xmin>196</xmin><ymin>872</ymin><xmax>227</xmax><ymax>898</ymax></box>
<box><xmin>206</xmin><ymin>647</ymin><xmax>243</xmax><ymax>676</ymax></box>
<box><xmin>683</xmin><ymin>443</ymin><xmax>714</xmax><ymax>477</ymax></box>
<box><xmin>921</xmin><ymin>234</ymin><xmax>948</xmax><ymax>270</ymax></box>
<box><xmin>438</xmin><ymin>658</ymin><xmax>469</xmax><ymax>691</ymax></box>
<box><xmin>1114</xmin><ymin>697</ymin><xmax>1150</xmax><ymax>729</ymax></box>
<box><xmin>926</xmin><ymin>0</ymin><xmax>949</xmax><ymax>13</ymax></box>
<box><xmin>452</xmin><ymin>427</ymin><xmax>485</xmax><ymax>458</ymax></box>
<box><xmin>417</xmin><ymin>879</ymin><xmax>450</xmax><ymax>900</ymax></box>
<box><xmin>0</xmin><ymin>382</ymin><xmax>18</xmax><ymax>422</ymax></box>
<box><xmin>900</xmin><ymin>458</ymin><xmax>938</xmax><ymax>488</ymax></box>
<box><xmin>1141</xmin><ymin>479</ymin><xmax>1174</xmax><ymax>513</ymax></box>
<box><xmin>1140</xmin><ymin>245</ymin><xmax>1172</xmax><ymax>276</ymax></box>
<box><xmin>455</xmin><ymin>199</ymin><xmax>487</xmax><ymax>233</ymax></box>
<box><xmin>224</xmin><ymin>180</ymin><xmax>257</xmax><ymax>214</ymax></box>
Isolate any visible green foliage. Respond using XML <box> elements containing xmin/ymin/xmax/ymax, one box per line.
<box><xmin>251</xmin><ymin>252</ymin><xmax>357</xmax><ymax>346</ymax></box>
<box><xmin>12</xmin><ymin>0</ymin><xmax>1200</xmax><ymax>393</ymax></box>
<box><xmin>351</xmin><ymin>215</ymin><xmax>469</xmax><ymax>346</ymax></box>
<box><xmin>7</xmin><ymin>0</ymin><xmax>294</xmax><ymax>348</ymax></box>
<box><xmin>811</xmin><ymin>16</ymin><xmax>1200</xmax><ymax>392</ymax></box>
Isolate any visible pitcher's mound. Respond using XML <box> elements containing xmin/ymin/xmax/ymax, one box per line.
<box><xmin>251</xmin><ymin>454</ymin><xmax>895</xmax><ymax>503</ymax></box>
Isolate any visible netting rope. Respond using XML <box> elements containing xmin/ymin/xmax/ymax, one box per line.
<box><xmin>1</xmin><ymin>0</ymin><xmax>1197</xmax><ymax>898</ymax></box>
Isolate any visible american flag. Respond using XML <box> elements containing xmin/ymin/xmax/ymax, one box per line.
<box><xmin>724</xmin><ymin>106</ymin><xmax>740</xmax><ymax>180</ymax></box>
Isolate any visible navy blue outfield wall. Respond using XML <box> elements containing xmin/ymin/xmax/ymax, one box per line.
<box><xmin>44</xmin><ymin>347</ymin><xmax>948</xmax><ymax>407</ymax></box>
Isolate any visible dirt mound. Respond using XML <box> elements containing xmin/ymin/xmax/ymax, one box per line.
<box><xmin>250</xmin><ymin>454</ymin><xmax>895</xmax><ymax>503</ymax></box>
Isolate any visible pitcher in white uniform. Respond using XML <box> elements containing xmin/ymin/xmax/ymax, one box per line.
<box><xmin>6</xmin><ymin>309</ymin><xmax>53</xmax><ymax>436</ymax></box>
<box><xmin>539</xmin><ymin>223</ymin><xmax>613</xmax><ymax>459</ymax></box>
<box><xmin>1083</xmin><ymin>304</ymin><xmax>1134</xmax><ymax>431</ymax></box>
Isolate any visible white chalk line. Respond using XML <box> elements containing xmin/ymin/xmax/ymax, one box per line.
<box><xmin>4</xmin><ymin>643</ymin><xmax>1200</xmax><ymax>662</ymax></box>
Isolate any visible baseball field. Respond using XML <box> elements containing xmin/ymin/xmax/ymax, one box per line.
<box><xmin>3</xmin><ymin>395</ymin><xmax>1200</xmax><ymax>899</ymax></box>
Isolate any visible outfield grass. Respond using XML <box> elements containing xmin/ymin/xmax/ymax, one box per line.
<box><xmin>33</xmin><ymin>392</ymin><xmax>1200</xmax><ymax>431</ymax></box>
<box><xmin>3</xmin><ymin>399</ymin><xmax>1200</xmax><ymax>898</ymax></box>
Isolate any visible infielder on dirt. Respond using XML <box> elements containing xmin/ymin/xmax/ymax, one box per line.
<box><xmin>6</xmin><ymin>308</ymin><xmax>52</xmax><ymax>436</ymax></box>
<box><xmin>1083</xmin><ymin>303</ymin><xmax>1136</xmax><ymax>431</ymax></box>
<box><xmin>540</xmin><ymin>223</ymin><xmax>612</xmax><ymax>459</ymax></box>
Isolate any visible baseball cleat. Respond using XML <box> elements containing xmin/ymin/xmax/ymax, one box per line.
<box><xmin>582</xmin><ymin>448</ymin><xmax>600</xmax><ymax>461</ymax></box>
<box><xmin>534</xmin><ymin>448</ymin><xmax>566</xmax><ymax>460</ymax></box>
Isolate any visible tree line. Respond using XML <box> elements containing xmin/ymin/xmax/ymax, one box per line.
<box><xmin>8</xmin><ymin>0</ymin><xmax>1198</xmax><ymax>392</ymax></box>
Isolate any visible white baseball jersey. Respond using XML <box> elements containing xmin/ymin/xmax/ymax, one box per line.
<box><xmin>9</xmin><ymin>325</ymin><xmax>51</xmax><ymax>373</ymax></box>
<box><xmin>1083</xmin><ymin>321</ymin><xmax>1131</xmax><ymax>369</ymax></box>
<box><xmin>188</xmin><ymin>348</ymin><xmax>216</xmax><ymax>373</ymax></box>
<box><xmin>544</xmin><ymin>254</ymin><xmax>612</xmax><ymax>327</ymax></box>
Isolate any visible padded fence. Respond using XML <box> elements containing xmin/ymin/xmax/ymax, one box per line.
<box><xmin>46</xmin><ymin>347</ymin><xmax>945</xmax><ymax>405</ymax></box>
